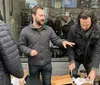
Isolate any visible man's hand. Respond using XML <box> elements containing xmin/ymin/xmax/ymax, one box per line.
<box><xmin>30</xmin><ymin>50</ymin><xmax>38</xmax><ymax>56</ymax></box>
<box><xmin>19</xmin><ymin>78</ymin><xmax>24</xmax><ymax>85</ymax></box>
<box><xmin>62</xmin><ymin>40</ymin><xmax>75</xmax><ymax>48</ymax></box>
<box><xmin>87</xmin><ymin>70</ymin><xmax>96</xmax><ymax>84</ymax></box>
<box><xmin>69</xmin><ymin>62</ymin><xmax>75</xmax><ymax>72</ymax></box>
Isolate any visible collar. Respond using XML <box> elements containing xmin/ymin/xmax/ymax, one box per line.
<box><xmin>29</xmin><ymin>24</ymin><xmax>46</xmax><ymax>30</ymax></box>
<box><xmin>75</xmin><ymin>24</ymin><xmax>99</xmax><ymax>37</ymax></box>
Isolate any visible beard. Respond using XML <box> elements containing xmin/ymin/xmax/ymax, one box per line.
<box><xmin>35</xmin><ymin>18</ymin><xmax>45</xmax><ymax>26</ymax></box>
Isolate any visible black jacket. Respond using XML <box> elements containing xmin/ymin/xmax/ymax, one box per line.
<box><xmin>0</xmin><ymin>20</ymin><xmax>24</xmax><ymax>85</ymax></box>
<box><xmin>19</xmin><ymin>24</ymin><xmax>64</xmax><ymax>66</ymax></box>
<box><xmin>67</xmin><ymin>23</ymin><xmax>100</xmax><ymax>68</ymax></box>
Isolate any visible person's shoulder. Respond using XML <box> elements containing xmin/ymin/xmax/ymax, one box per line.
<box><xmin>96</xmin><ymin>24</ymin><xmax>100</xmax><ymax>28</ymax></box>
<box><xmin>0</xmin><ymin>20</ymin><xmax>9</xmax><ymax>31</ymax></box>
<box><xmin>93</xmin><ymin>24</ymin><xmax>100</xmax><ymax>34</ymax></box>
<box><xmin>95</xmin><ymin>24</ymin><xmax>100</xmax><ymax>30</ymax></box>
<box><xmin>21</xmin><ymin>24</ymin><xmax>31</xmax><ymax>31</ymax></box>
<box><xmin>44</xmin><ymin>25</ymin><xmax>53</xmax><ymax>30</ymax></box>
<box><xmin>0</xmin><ymin>20</ymin><xmax>7</xmax><ymax>26</ymax></box>
<box><xmin>44</xmin><ymin>25</ymin><xmax>51</xmax><ymax>28</ymax></box>
<box><xmin>70</xmin><ymin>23</ymin><xmax>78</xmax><ymax>31</ymax></box>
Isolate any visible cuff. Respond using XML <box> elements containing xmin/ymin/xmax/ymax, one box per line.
<box><xmin>91</xmin><ymin>67</ymin><xmax>97</xmax><ymax>72</ymax></box>
<box><xmin>26</xmin><ymin>48</ymin><xmax>32</xmax><ymax>56</ymax></box>
<box><xmin>70</xmin><ymin>60</ymin><xmax>75</xmax><ymax>64</ymax></box>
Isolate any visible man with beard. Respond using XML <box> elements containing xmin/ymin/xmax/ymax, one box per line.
<box><xmin>19</xmin><ymin>6</ymin><xmax>75</xmax><ymax>85</ymax></box>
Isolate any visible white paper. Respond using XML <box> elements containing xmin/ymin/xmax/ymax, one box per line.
<box><xmin>11</xmin><ymin>77</ymin><xmax>20</xmax><ymax>85</ymax></box>
<box><xmin>73</xmin><ymin>77</ymin><xmax>92</xmax><ymax>85</ymax></box>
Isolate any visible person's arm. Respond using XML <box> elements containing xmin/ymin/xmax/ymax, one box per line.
<box><xmin>19</xmin><ymin>29</ymin><xmax>32</xmax><ymax>56</ymax></box>
<box><xmin>89</xmin><ymin>36</ymin><xmax>100</xmax><ymax>68</ymax></box>
<box><xmin>88</xmin><ymin>31</ymin><xmax>100</xmax><ymax>72</ymax></box>
<box><xmin>0</xmin><ymin>24</ymin><xmax>24</xmax><ymax>78</ymax></box>
<box><xmin>67</xmin><ymin>26</ymin><xmax>76</xmax><ymax>72</ymax></box>
<box><xmin>67</xmin><ymin>26</ymin><xmax>75</xmax><ymax>62</ymax></box>
<box><xmin>87</xmin><ymin>28</ymin><xmax>100</xmax><ymax>83</ymax></box>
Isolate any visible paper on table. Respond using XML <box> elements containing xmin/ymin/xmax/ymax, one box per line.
<box><xmin>73</xmin><ymin>78</ymin><xmax>92</xmax><ymax>85</ymax></box>
<box><xmin>11</xmin><ymin>77</ymin><xmax>25</xmax><ymax>85</ymax></box>
<box><xmin>11</xmin><ymin>77</ymin><xmax>20</xmax><ymax>85</ymax></box>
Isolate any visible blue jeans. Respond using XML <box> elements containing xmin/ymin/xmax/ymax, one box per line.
<box><xmin>29</xmin><ymin>63</ymin><xmax>52</xmax><ymax>85</ymax></box>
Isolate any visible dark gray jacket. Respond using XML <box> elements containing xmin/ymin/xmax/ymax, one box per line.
<box><xmin>0</xmin><ymin>20</ymin><xmax>24</xmax><ymax>85</ymax></box>
<box><xmin>19</xmin><ymin>24</ymin><xmax>64</xmax><ymax>66</ymax></box>
<box><xmin>67</xmin><ymin>23</ymin><xmax>100</xmax><ymax>68</ymax></box>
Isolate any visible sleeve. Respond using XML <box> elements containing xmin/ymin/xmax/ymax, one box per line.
<box><xmin>90</xmin><ymin>33</ymin><xmax>100</xmax><ymax>68</ymax></box>
<box><xmin>19</xmin><ymin>29</ymin><xmax>32</xmax><ymax>56</ymax></box>
<box><xmin>0</xmin><ymin>25</ymin><xmax>24</xmax><ymax>78</ymax></box>
<box><xmin>67</xmin><ymin>26</ymin><xmax>75</xmax><ymax>62</ymax></box>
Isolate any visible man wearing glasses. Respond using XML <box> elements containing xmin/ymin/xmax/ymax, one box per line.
<box><xmin>67</xmin><ymin>9</ymin><xmax>100</xmax><ymax>84</ymax></box>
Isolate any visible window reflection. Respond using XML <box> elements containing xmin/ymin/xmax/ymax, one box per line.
<box><xmin>17</xmin><ymin>0</ymin><xmax>100</xmax><ymax>58</ymax></box>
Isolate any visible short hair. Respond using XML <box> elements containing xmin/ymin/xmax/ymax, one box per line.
<box><xmin>31</xmin><ymin>6</ymin><xmax>43</xmax><ymax>15</ymax></box>
<box><xmin>78</xmin><ymin>9</ymin><xmax>97</xmax><ymax>25</ymax></box>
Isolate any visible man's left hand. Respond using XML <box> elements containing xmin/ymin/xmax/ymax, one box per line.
<box><xmin>87</xmin><ymin>70</ymin><xmax>96</xmax><ymax>84</ymax></box>
<box><xmin>62</xmin><ymin>40</ymin><xmax>75</xmax><ymax>48</ymax></box>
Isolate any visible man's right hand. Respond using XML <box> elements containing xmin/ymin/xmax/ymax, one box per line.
<box><xmin>69</xmin><ymin>62</ymin><xmax>75</xmax><ymax>72</ymax></box>
<box><xmin>30</xmin><ymin>50</ymin><xmax>38</xmax><ymax>56</ymax></box>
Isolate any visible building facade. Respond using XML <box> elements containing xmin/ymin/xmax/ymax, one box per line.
<box><xmin>0</xmin><ymin>0</ymin><xmax>100</xmax><ymax>58</ymax></box>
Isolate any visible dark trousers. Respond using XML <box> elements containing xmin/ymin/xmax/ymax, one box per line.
<box><xmin>28</xmin><ymin>63</ymin><xmax>52</xmax><ymax>85</ymax></box>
